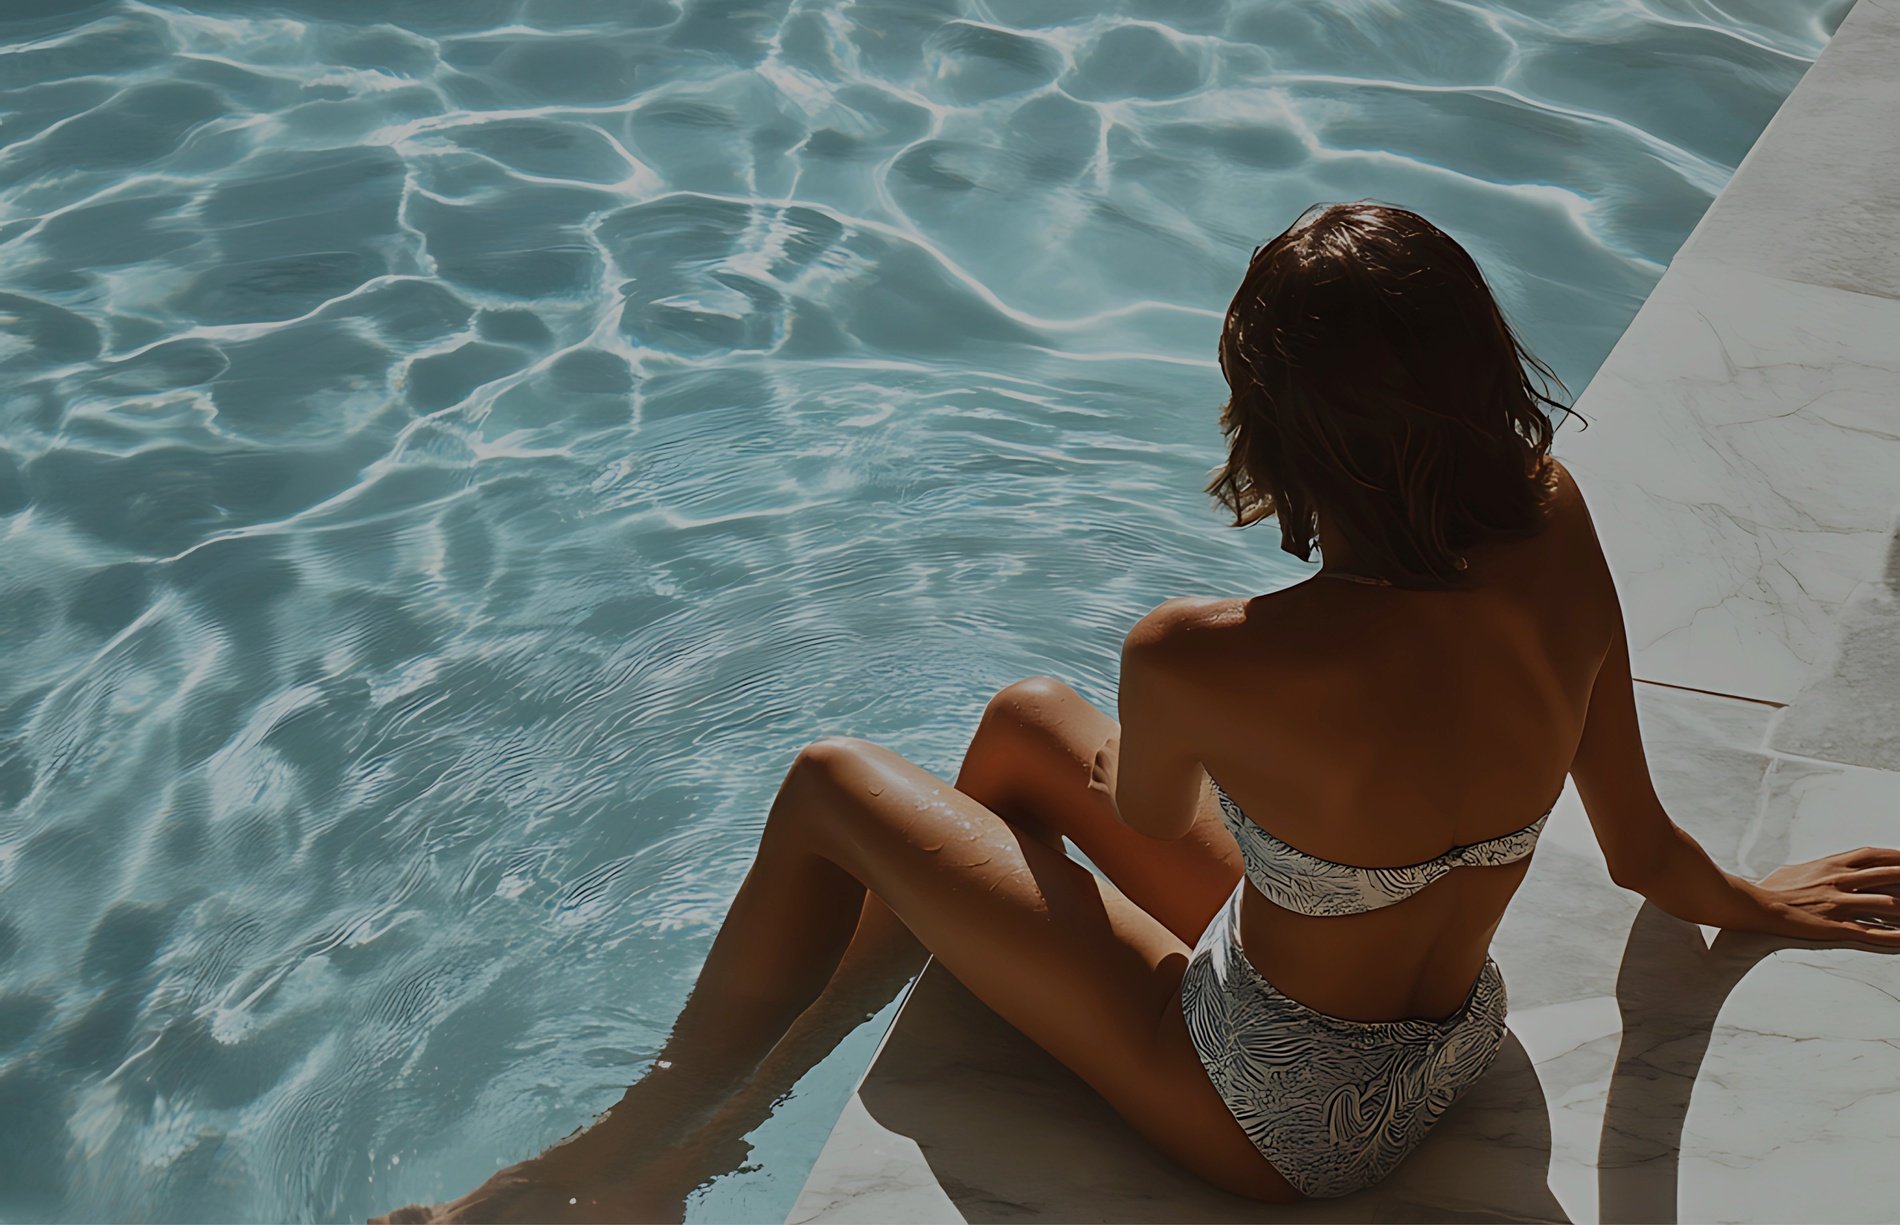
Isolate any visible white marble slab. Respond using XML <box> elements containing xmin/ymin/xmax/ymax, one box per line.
<box><xmin>1675</xmin><ymin>0</ymin><xmax>1900</xmax><ymax>302</ymax></box>
<box><xmin>1553</xmin><ymin>262</ymin><xmax>1900</xmax><ymax>705</ymax></box>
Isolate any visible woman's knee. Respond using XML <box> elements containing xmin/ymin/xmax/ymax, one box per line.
<box><xmin>773</xmin><ymin>737</ymin><xmax>890</xmax><ymax>851</ymax></box>
<box><xmin>982</xmin><ymin>675</ymin><xmax>1086</xmax><ymax>737</ymax></box>
<box><xmin>786</xmin><ymin>735</ymin><xmax>880</xmax><ymax>796</ymax></box>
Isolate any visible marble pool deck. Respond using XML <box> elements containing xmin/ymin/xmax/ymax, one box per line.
<box><xmin>785</xmin><ymin>2</ymin><xmax>1900</xmax><ymax>1221</ymax></box>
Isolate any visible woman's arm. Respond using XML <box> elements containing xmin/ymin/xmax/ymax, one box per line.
<box><xmin>1570</xmin><ymin>609</ymin><xmax>1900</xmax><ymax>946</ymax></box>
<box><xmin>1100</xmin><ymin>597</ymin><xmax>1219</xmax><ymax>841</ymax></box>
<box><xmin>1569</xmin><ymin>616</ymin><xmax>1763</xmax><ymax>923</ymax></box>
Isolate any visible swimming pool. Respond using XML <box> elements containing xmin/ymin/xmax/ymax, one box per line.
<box><xmin>0</xmin><ymin>0</ymin><xmax>1850</xmax><ymax>1220</ymax></box>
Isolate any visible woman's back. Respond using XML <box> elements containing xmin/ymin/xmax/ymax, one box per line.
<box><xmin>1174</xmin><ymin>460</ymin><xmax>1616</xmax><ymax>1022</ymax></box>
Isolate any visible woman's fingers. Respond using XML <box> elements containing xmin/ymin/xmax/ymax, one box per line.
<box><xmin>1835</xmin><ymin>887</ymin><xmax>1900</xmax><ymax>907</ymax></box>
<box><xmin>1840</xmin><ymin>864</ymin><xmax>1900</xmax><ymax>893</ymax></box>
<box><xmin>1842</xmin><ymin>920</ymin><xmax>1900</xmax><ymax>949</ymax></box>
<box><xmin>1837</xmin><ymin>846</ymin><xmax>1900</xmax><ymax>869</ymax></box>
<box><xmin>1820</xmin><ymin>908</ymin><xmax>1900</xmax><ymax>946</ymax></box>
<box><xmin>1769</xmin><ymin>891</ymin><xmax>1900</xmax><ymax>947</ymax></box>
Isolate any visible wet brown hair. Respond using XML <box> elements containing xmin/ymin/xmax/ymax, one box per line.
<box><xmin>1205</xmin><ymin>201</ymin><xmax>1576</xmax><ymax>588</ymax></box>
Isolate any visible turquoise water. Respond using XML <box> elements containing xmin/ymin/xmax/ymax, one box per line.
<box><xmin>0</xmin><ymin>1</ymin><xmax>1847</xmax><ymax>1220</ymax></box>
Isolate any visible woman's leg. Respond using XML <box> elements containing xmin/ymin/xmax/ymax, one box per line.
<box><xmin>373</xmin><ymin>680</ymin><xmax>1261</xmax><ymax>1222</ymax></box>
<box><xmin>951</xmin><ymin>675</ymin><xmax>1244</xmax><ymax>944</ymax></box>
<box><xmin>647</xmin><ymin>735</ymin><xmax>1292</xmax><ymax>1206</ymax></box>
<box><xmin>375</xmin><ymin>751</ymin><xmax>895</xmax><ymax>1225</ymax></box>
<box><xmin>720</xmin><ymin>671</ymin><xmax>1246</xmax><ymax>1094</ymax></box>
<box><xmin>380</xmin><ymin>732</ymin><xmax>1291</xmax><ymax>1222</ymax></box>
<box><xmin>645</xmin><ymin>674</ymin><xmax>1249</xmax><ymax>1175</ymax></box>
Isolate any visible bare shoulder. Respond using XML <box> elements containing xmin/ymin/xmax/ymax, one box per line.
<box><xmin>1537</xmin><ymin>457</ymin><xmax>1611</xmax><ymax>566</ymax></box>
<box><xmin>1544</xmin><ymin>457</ymin><xmax>1597</xmax><ymax>528</ymax></box>
<box><xmin>1124</xmin><ymin>595</ymin><xmax>1245</xmax><ymax>654</ymax></box>
<box><xmin>1119</xmin><ymin>597</ymin><xmax>1249</xmax><ymax>735</ymax></box>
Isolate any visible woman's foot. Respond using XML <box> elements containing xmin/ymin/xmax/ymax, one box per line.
<box><xmin>371</xmin><ymin>898</ymin><xmax>924</xmax><ymax>1223</ymax></box>
<box><xmin>366</xmin><ymin>1102</ymin><xmax>686</xmax><ymax>1223</ymax></box>
<box><xmin>370</xmin><ymin>1182</ymin><xmax>686</xmax><ymax>1224</ymax></box>
<box><xmin>369</xmin><ymin>1142</ymin><xmax>704</xmax><ymax>1224</ymax></box>
<box><xmin>371</xmin><ymin>1165</ymin><xmax>577</xmax><ymax>1224</ymax></box>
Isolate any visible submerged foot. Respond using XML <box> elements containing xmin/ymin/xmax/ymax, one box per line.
<box><xmin>369</xmin><ymin>1104</ymin><xmax>720</xmax><ymax>1225</ymax></box>
<box><xmin>369</xmin><ymin>1155</ymin><xmax>700</xmax><ymax>1225</ymax></box>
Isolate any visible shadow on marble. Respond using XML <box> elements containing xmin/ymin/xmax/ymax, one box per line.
<box><xmin>1769</xmin><ymin>507</ymin><xmax>1900</xmax><ymax>771</ymax></box>
<box><xmin>1675</xmin><ymin>755</ymin><xmax>1900</xmax><ymax>1225</ymax></box>
<box><xmin>841</xmin><ymin>961</ymin><xmax>1566</xmax><ymax>1224</ymax></box>
<box><xmin>1596</xmin><ymin>905</ymin><xmax>1780</xmax><ymax>1224</ymax></box>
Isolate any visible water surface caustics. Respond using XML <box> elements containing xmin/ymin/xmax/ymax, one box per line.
<box><xmin>0</xmin><ymin>0</ymin><xmax>1847</xmax><ymax>1220</ymax></box>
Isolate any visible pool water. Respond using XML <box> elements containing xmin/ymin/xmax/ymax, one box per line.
<box><xmin>0</xmin><ymin>0</ymin><xmax>1849</xmax><ymax>1220</ymax></box>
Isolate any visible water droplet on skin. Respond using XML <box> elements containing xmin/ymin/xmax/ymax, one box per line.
<box><xmin>868</xmin><ymin>783</ymin><xmax>885</xmax><ymax>796</ymax></box>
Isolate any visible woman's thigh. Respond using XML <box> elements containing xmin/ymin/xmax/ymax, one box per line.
<box><xmin>786</xmin><ymin>734</ymin><xmax>1298</xmax><ymax>1203</ymax></box>
<box><xmin>961</xmin><ymin>676</ymin><xmax>1243</xmax><ymax>945</ymax></box>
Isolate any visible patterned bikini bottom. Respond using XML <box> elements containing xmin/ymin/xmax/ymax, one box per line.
<box><xmin>1178</xmin><ymin>879</ymin><xmax>1509</xmax><ymax>1199</ymax></box>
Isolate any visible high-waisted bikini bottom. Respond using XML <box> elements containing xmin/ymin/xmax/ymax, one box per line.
<box><xmin>1178</xmin><ymin>879</ymin><xmax>1509</xmax><ymax>1199</ymax></box>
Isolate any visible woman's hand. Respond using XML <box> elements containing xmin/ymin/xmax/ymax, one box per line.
<box><xmin>1087</xmin><ymin>735</ymin><xmax>1121</xmax><ymax>819</ymax></box>
<box><xmin>1749</xmin><ymin>847</ymin><xmax>1900</xmax><ymax>947</ymax></box>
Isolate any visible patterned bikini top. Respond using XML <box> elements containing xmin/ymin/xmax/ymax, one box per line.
<box><xmin>1211</xmin><ymin>780</ymin><xmax>1550</xmax><ymax>917</ymax></box>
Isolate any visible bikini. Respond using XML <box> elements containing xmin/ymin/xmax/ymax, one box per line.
<box><xmin>1178</xmin><ymin>778</ymin><xmax>1550</xmax><ymax>1198</ymax></box>
<box><xmin>1170</xmin><ymin>560</ymin><xmax>1549</xmax><ymax>1197</ymax></box>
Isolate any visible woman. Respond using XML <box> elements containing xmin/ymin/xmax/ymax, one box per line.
<box><xmin>381</xmin><ymin>202</ymin><xmax>1900</xmax><ymax>1221</ymax></box>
